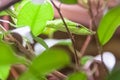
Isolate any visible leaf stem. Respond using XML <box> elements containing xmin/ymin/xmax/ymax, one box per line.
<box><xmin>50</xmin><ymin>0</ymin><xmax>80</xmax><ymax>71</ymax></box>
<box><xmin>88</xmin><ymin>0</ymin><xmax>105</xmax><ymax>68</ymax></box>
<box><xmin>52</xmin><ymin>70</ymin><xmax>67</xmax><ymax>79</ymax></box>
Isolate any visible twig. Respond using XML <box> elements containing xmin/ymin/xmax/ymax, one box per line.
<box><xmin>0</xmin><ymin>24</ymin><xmax>35</xmax><ymax>60</ymax></box>
<box><xmin>50</xmin><ymin>0</ymin><xmax>80</xmax><ymax>70</ymax></box>
<box><xmin>52</xmin><ymin>71</ymin><xmax>67</xmax><ymax>80</ymax></box>
<box><xmin>88</xmin><ymin>0</ymin><xmax>97</xmax><ymax>29</ymax></box>
<box><xmin>10</xmin><ymin>67</ymin><xmax>19</xmax><ymax>80</ymax></box>
<box><xmin>0</xmin><ymin>19</ymin><xmax>18</xmax><ymax>27</ymax></box>
<box><xmin>0</xmin><ymin>24</ymin><xmax>7</xmax><ymax>31</ymax></box>
<box><xmin>5</xmin><ymin>34</ymin><xmax>35</xmax><ymax>60</ymax></box>
<box><xmin>88</xmin><ymin>0</ymin><xmax>102</xmax><ymax>55</ymax></box>
<box><xmin>79</xmin><ymin>0</ymin><xmax>94</xmax><ymax>59</ymax></box>
<box><xmin>88</xmin><ymin>0</ymin><xmax>106</xmax><ymax>73</ymax></box>
<box><xmin>79</xmin><ymin>36</ymin><xmax>91</xmax><ymax>58</ymax></box>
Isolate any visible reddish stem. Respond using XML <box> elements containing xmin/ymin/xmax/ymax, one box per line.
<box><xmin>10</xmin><ymin>67</ymin><xmax>19</xmax><ymax>79</ymax></box>
<box><xmin>1</xmin><ymin>16</ymin><xmax>10</xmax><ymax>30</ymax></box>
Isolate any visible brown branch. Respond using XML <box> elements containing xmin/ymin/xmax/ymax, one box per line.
<box><xmin>50</xmin><ymin>0</ymin><xmax>80</xmax><ymax>71</ymax></box>
<box><xmin>87</xmin><ymin>0</ymin><xmax>102</xmax><ymax>54</ymax></box>
<box><xmin>0</xmin><ymin>24</ymin><xmax>35</xmax><ymax>60</ymax></box>
<box><xmin>79</xmin><ymin>36</ymin><xmax>91</xmax><ymax>58</ymax></box>
<box><xmin>10</xmin><ymin>67</ymin><xmax>19</xmax><ymax>80</ymax></box>
<box><xmin>1</xmin><ymin>16</ymin><xmax>10</xmax><ymax>30</ymax></box>
<box><xmin>0</xmin><ymin>0</ymin><xmax>21</xmax><ymax>11</ymax></box>
<box><xmin>87</xmin><ymin>0</ymin><xmax>106</xmax><ymax>72</ymax></box>
<box><xmin>4</xmin><ymin>34</ymin><xmax>35</xmax><ymax>60</ymax></box>
<box><xmin>79</xmin><ymin>0</ymin><xmax>95</xmax><ymax>59</ymax></box>
<box><xmin>88</xmin><ymin>0</ymin><xmax>97</xmax><ymax>29</ymax></box>
<box><xmin>52</xmin><ymin>71</ymin><xmax>67</xmax><ymax>80</ymax></box>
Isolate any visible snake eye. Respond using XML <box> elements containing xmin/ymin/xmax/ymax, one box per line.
<box><xmin>76</xmin><ymin>25</ymin><xmax>82</xmax><ymax>28</ymax></box>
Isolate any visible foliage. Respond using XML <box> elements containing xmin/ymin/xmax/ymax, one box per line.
<box><xmin>106</xmin><ymin>69</ymin><xmax>120</xmax><ymax>80</ymax></box>
<box><xmin>19</xmin><ymin>48</ymin><xmax>70</xmax><ymax>80</ymax></box>
<box><xmin>97</xmin><ymin>5</ymin><xmax>120</xmax><ymax>46</ymax></box>
<box><xmin>0</xmin><ymin>40</ymin><xmax>27</xmax><ymax>65</ymax></box>
<box><xmin>17</xmin><ymin>0</ymin><xmax>54</xmax><ymax>36</ymax></box>
<box><xmin>0</xmin><ymin>0</ymin><xmax>120</xmax><ymax>80</ymax></box>
<box><xmin>0</xmin><ymin>11</ymin><xmax>8</xmax><ymax>16</ymax></box>
<box><xmin>0</xmin><ymin>65</ymin><xmax>10</xmax><ymax>80</ymax></box>
<box><xmin>59</xmin><ymin>0</ymin><xmax>77</xmax><ymax>4</ymax></box>
<box><xmin>0</xmin><ymin>40</ymin><xmax>27</xmax><ymax>80</ymax></box>
<box><xmin>80</xmin><ymin>56</ymin><xmax>93</xmax><ymax>65</ymax></box>
<box><xmin>33</xmin><ymin>35</ymin><xmax>49</xmax><ymax>50</ymax></box>
<box><xmin>66</xmin><ymin>72</ymin><xmax>87</xmax><ymax>80</ymax></box>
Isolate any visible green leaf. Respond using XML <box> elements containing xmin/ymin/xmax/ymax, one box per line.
<box><xmin>47</xmin><ymin>19</ymin><xmax>95</xmax><ymax>35</ymax></box>
<box><xmin>14</xmin><ymin>0</ymin><xmax>31</xmax><ymax>13</ymax></box>
<box><xmin>19</xmin><ymin>48</ymin><xmax>70</xmax><ymax>79</ymax></box>
<box><xmin>17</xmin><ymin>0</ymin><xmax>54</xmax><ymax>36</ymax></box>
<box><xmin>42</xmin><ymin>28</ymin><xmax>56</xmax><ymax>38</ymax></box>
<box><xmin>30</xmin><ymin>48</ymin><xmax>70</xmax><ymax>75</ymax></box>
<box><xmin>0</xmin><ymin>41</ymin><xmax>26</xmax><ymax>65</ymax></box>
<box><xmin>97</xmin><ymin>5</ymin><xmax>120</xmax><ymax>45</ymax></box>
<box><xmin>107</xmin><ymin>69</ymin><xmax>120</xmax><ymax>80</ymax></box>
<box><xmin>0</xmin><ymin>34</ymin><xmax>3</xmax><ymax>40</ymax></box>
<box><xmin>60</xmin><ymin>0</ymin><xmax>77</xmax><ymax>4</ymax></box>
<box><xmin>80</xmin><ymin>56</ymin><xmax>93</xmax><ymax>65</ymax></box>
<box><xmin>0</xmin><ymin>65</ymin><xmax>11</xmax><ymax>80</ymax></box>
<box><xmin>18</xmin><ymin>71</ymin><xmax>46</xmax><ymax>80</ymax></box>
<box><xmin>33</xmin><ymin>36</ymin><xmax>49</xmax><ymax>49</ymax></box>
<box><xmin>0</xmin><ymin>11</ymin><xmax>8</xmax><ymax>16</ymax></box>
<box><xmin>66</xmin><ymin>72</ymin><xmax>87</xmax><ymax>80</ymax></box>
